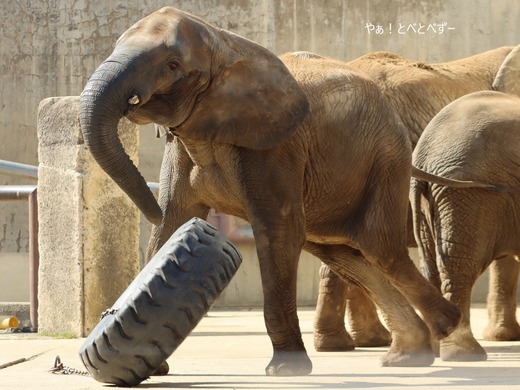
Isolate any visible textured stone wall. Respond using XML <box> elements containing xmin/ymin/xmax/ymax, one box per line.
<box><xmin>2</xmin><ymin>0</ymin><xmax>520</xmax><ymax>255</ymax></box>
<box><xmin>1</xmin><ymin>1</ymin><xmax>519</xmax><ymax>304</ymax></box>
<box><xmin>37</xmin><ymin>96</ymin><xmax>140</xmax><ymax>336</ymax></box>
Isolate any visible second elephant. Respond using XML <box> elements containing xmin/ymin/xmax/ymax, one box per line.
<box><xmin>410</xmin><ymin>90</ymin><xmax>520</xmax><ymax>361</ymax></box>
<box><xmin>314</xmin><ymin>45</ymin><xmax>520</xmax><ymax>353</ymax></box>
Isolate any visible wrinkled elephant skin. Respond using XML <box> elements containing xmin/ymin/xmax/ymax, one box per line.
<box><xmin>314</xmin><ymin>45</ymin><xmax>520</xmax><ymax>353</ymax></box>
<box><xmin>80</xmin><ymin>7</ymin><xmax>462</xmax><ymax>376</ymax></box>
<box><xmin>411</xmin><ymin>90</ymin><xmax>520</xmax><ymax>361</ymax></box>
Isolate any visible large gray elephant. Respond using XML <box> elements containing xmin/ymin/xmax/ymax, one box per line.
<box><xmin>314</xmin><ymin>45</ymin><xmax>520</xmax><ymax>353</ymax></box>
<box><xmin>79</xmin><ymin>7</ymin><xmax>462</xmax><ymax>376</ymax></box>
<box><xmin>410</xmin><ymin>90</ymin><xmax>520</xmax><ymax>361</ymax></box>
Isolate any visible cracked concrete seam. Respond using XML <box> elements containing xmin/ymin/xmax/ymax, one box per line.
<box><xmin>0</xmin><ymin>351</ymin><xmax>46</xmax><ymax>370</ymax></box>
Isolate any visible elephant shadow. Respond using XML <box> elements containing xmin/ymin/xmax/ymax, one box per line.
<box><xmin>122</xmin><ymin>364</ymin><xmax>520</xmax><ymax>388</ymax></box>
<box><xmin>127</xmin><ymin>344</ymin><xmax>520</xmax><ymax>389</ymax></box>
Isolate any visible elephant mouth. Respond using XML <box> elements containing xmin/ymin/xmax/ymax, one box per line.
<box><xmin>125</xmin><ymin>70</ymin><xmax>210</xmax><ymax>128</ymax></box>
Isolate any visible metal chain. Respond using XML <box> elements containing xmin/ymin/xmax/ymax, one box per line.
<box><xmin>49</xmin><ymin>308</ymin><xmax>118</xmax><ymax>376</ymax></box>
<box><xmin>49</xmin><ymin>356</ymin><xmax>89</xmax><ymax>376</ymax></box>
<box><xmin>100</xmin><ymin>308</ymin><xmax>118</xmax><ymax>319</ymax></box>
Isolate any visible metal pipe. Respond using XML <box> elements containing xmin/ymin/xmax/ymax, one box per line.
<box><xmin>28</xmin><ymin>189</ymin><xmax>39</xmax><ymax>330</ymax></box>
<box><xmin>0</xmin><ymin>159</ymin><xmax>158</xmax><ymax>191</ymax></box>
<box><xmin>0</xmin><ymin>184</ymin><xmax>39</xmax><ymax>330</ymax></box>
<box><xmin>0</xmin><ymin>160</ymin><xmax>38</xmax><ymax>180</ymax></box>
<box><xmin>148</xmin><ymin>181</ymin><xmax>159</xmax><ymax>194</ymax></box>
<box><xmin>0</xmin><ymin>160</ymin><xmax>157</xmax><ymax>331</ymax></box>
<box><xmin>0</xmin><ymin>185</ymin><xmax>37</xmax><ymax>200</ymax></box>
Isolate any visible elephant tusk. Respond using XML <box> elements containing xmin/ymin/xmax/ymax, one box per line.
<box><xmin>128</xmin><ymin>95</ymin><xmax>140</xmax><ymax>105</ymax></box>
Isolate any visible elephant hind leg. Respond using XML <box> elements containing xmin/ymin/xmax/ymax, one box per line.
<box><xmin>436</xmin><ymin>254</ymin><xmax>487</xmax><ymax>361</ymax></box>
<box><xmin>306</xmin><ymin>243</ymin><xmax>434</xmax><ymax>367</ymax></box>
<box><xmin>354</xmin><ymin>176</ymin><xmax>461</xmax><ymax>341</ymax></box>
<box><xmin>362</xmin><ymin>243</ymin><xmax>461</xmax><ymax>342</ymax></box>
<box><xmin>483</xmin><ymin>256</ymin><xmax>520</xmax><ymax>341</ymax></box>
<box><xmin>313</xmin><ymin>263</ymin><xmax>390</xmax><ymax>352</ymax></box>
<box><xmin>313</xmin><ymin>263</ymin><xmax>355</xmax><ymax>352</ymax></box>
<box><xmin>346</xmin><ymin>283</ymin><xmax>391</xmax><ymax>347</ymax></box>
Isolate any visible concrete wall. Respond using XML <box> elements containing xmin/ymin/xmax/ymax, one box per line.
<box><xmin>1</xmin><ymin>0</ymin><xmax>520</xmax><ymax>305</ymax></box>
<box><xmin>37</xmin><ymin>96</ymin><xmax>141</xmax><ymax>335</ymax></box>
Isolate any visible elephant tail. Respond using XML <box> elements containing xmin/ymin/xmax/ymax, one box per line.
<box><xmin>409</xmin><ymin>177</ymin><xmax>440</xmax><ymax>285</ymax></box>
<box><xmin>411</xmin><ymin>166</ymin><xmax>518</xmax><ymax>192</ymax></box>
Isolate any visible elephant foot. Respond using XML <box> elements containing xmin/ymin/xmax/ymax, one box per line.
<box><xmin>352</xmin><ymin>325</ymin><xmax>391</xmax><ymax>347</ymax></box>
<box><xmin>314</xmin><ymin>328</ymin><xmax>356</xmax><ymax>352</ymax></box>
<box><xmin>483</xmin><ymin>322</ymin><xmax>520</xmax><ymax>341</ymax></box>
<box><xmin>430</xmin><ymin>336</ymin><xmax>440</xmax><ymax>357</ymax></box>
<box><xmin>425</xmin><ymin>300</ymin><xmax>462</xmax><ymax>340</ymax></box>
<box><xmin>440</xmin><ymin>330</ymin><xmax>487</xmax><ymax>361</ymax></box>
<box><xmin>381</xmin><ymin>343</ymin><xmax>435</xmax><ymax>367</ymax></box>
<box><xmin>380</xmin><ymin>324</ymin><xmax>434</xmax><ymax>367</ymax></box>
<box><xmin>265</xmin><ymin>351</ymin><xmax>313</xmax><ymax>376</ymax></box>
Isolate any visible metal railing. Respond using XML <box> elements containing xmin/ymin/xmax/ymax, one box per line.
<box><xmin>0</xmin><ymin>159</ymin><xmax>39</xmax><ymax>329</ymax></box>
<box><xmin>0</xmin><ymin>159</ymin><xmax>164</xmax><ymax>330</ymax></box>
<box><xmin>0</xmin><ymin>160</ymin><xmax>38</xmax><ymax>181</ymax></box>
<box><xmin>0</xmin><ymin>159</ymin><xmax>253</xmax><ymax>330</ymax></box>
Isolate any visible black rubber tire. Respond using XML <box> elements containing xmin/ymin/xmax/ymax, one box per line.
<box><xmin>79</xmin><ymin>217</ymin><xmax>242</xmax><ymax>386</ymax></box>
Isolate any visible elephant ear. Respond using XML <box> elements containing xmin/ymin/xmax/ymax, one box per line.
<box><xmin>173</xmin><ymin>52</ymin><xmax>310</xmax><ymax>150</ymax></box>
<box><xmin>493</xmin><ymin>45</ymin><xmax>520</xmax><ymax>96</ymax></box>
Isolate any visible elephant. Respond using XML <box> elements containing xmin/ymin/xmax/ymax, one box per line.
<box><xmin>410</xmin><ymin>89</ymin><xmax>520</xmax><ymax>361</ymax></box>
<box><xmin>314</xmin><ymin>44</ymin><xmax>520</xmax><ymax>353</ymax></box>
<box><xmin>79</xmin><ymin>7</ymin><xmax>463</xmax><ymax>376</ymax></box>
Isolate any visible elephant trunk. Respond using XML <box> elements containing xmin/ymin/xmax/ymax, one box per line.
<box><xmin>79</xmin><ymin>59</ymin><xmax>163</xmax><ymax>225</ymax></box>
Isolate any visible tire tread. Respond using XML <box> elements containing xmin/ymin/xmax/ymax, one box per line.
<box><xmin>79</xmin><ymin>217</ymin><xmax>242</xmax><ymax>386</ymax></box>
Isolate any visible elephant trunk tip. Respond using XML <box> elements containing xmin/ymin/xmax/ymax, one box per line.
<box><xmin>146</xmin><ymin>206</ymin><xmax>164</xmax><ymax>226</ymax></box>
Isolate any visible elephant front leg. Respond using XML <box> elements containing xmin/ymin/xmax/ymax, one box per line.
<box><xmin>145</xmin><ymin>136</ymin><xmax>210</xmax><ymax>262</ymax></box>
<box><xmin>483</xmin><ymin>256</ymin><xmax>520</xmax><ymax>341</ymax></box>
<box><xmin>145</xmin><ymin>202</ymin><xmax>210</xmax><ymax>262</ymax></box>
<box><xmin>252</xmin><ymin>217</ymin><xmax>312</xmax><ymax>376</ymax></box>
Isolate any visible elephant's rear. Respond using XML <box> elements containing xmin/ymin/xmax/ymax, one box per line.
<box><xmin>411</xmin><ymin>90</ymin><xmax>520</xmax><ymax>285</ymax></box>
<box><xmin>413</xmin><ymin>91</ymin><xmax>520</xmax><ymax>188</ymax></box>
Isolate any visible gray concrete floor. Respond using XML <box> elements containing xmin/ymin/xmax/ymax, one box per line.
<box><xmin>1</xmin><ymin>305</ymin><xmax>520</xmax><ymax>389</ymax></box>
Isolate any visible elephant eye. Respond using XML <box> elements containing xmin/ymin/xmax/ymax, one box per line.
<box><xmin>167</xmin><ymin>61</ymin><xmax>178</xmax><ymax>71</ymax></box>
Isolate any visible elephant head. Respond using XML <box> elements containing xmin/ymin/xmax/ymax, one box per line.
<box><xmin>80</xmin><ymin>7</ymin><xmax>309</xmax><ymax>225</ymax></box>
<box><xmin>493</xmin><ymin>44</ymin><xmax>520</xmax><ymax>96</ymax></box>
